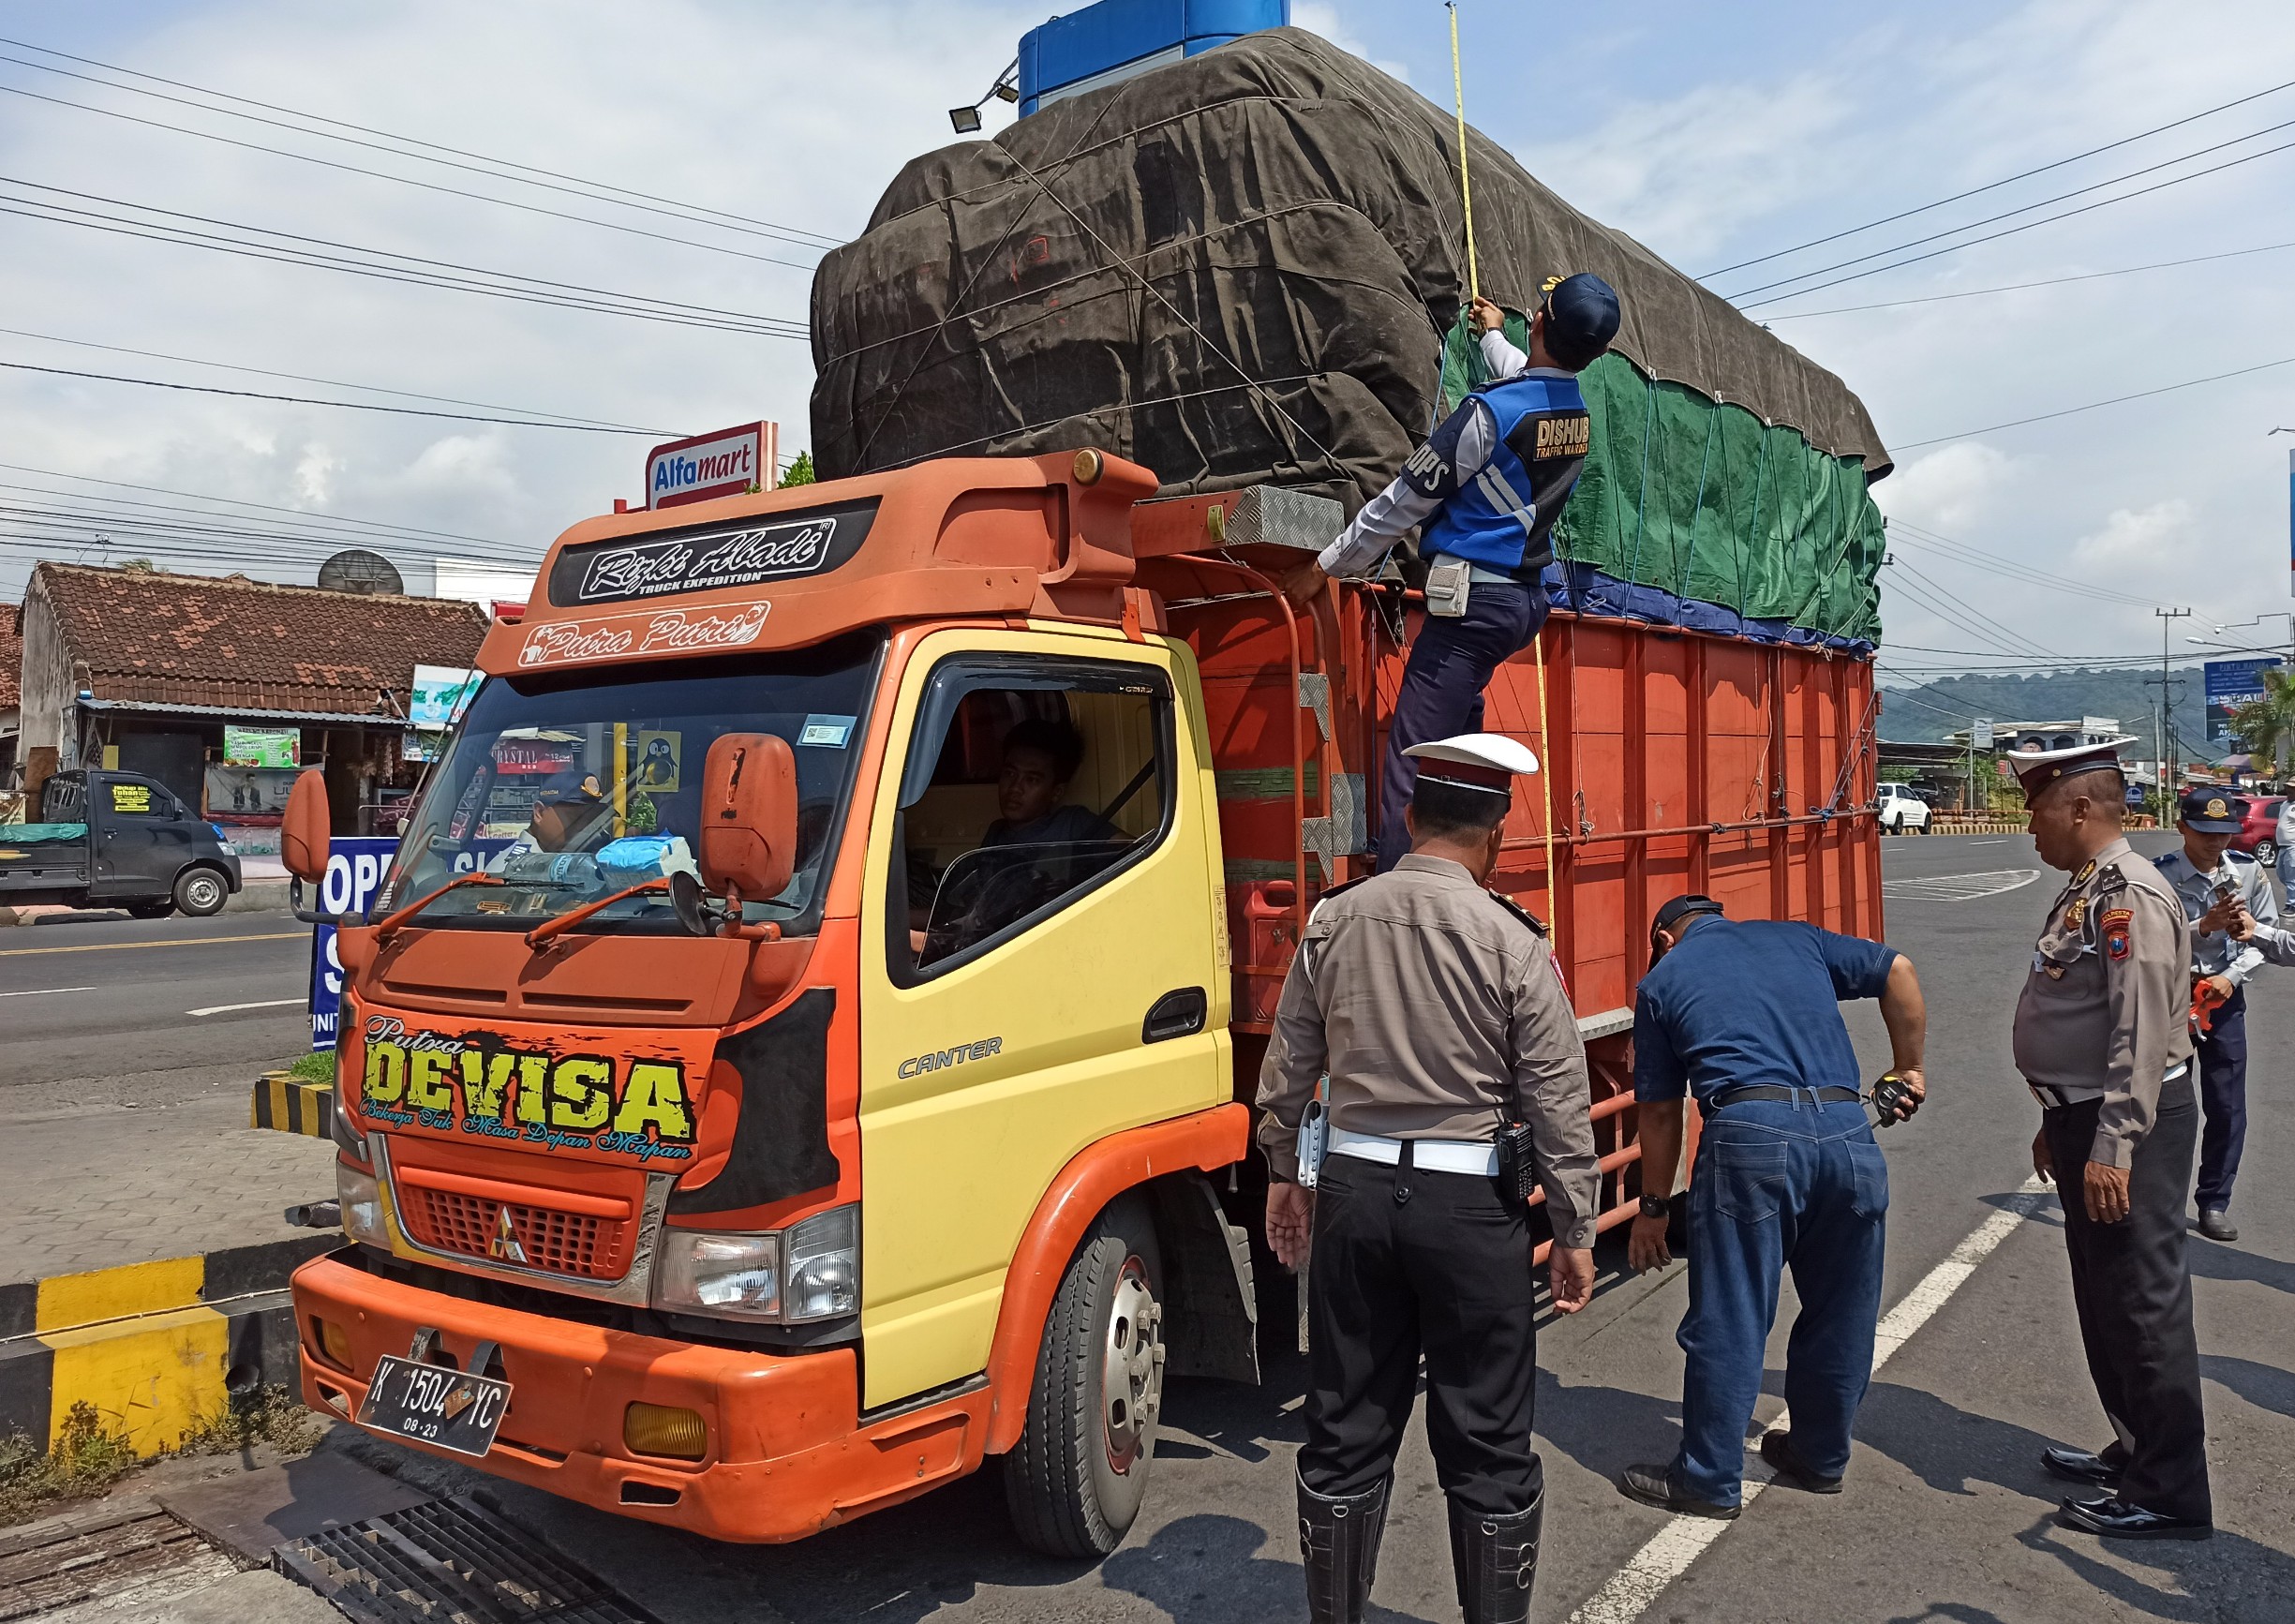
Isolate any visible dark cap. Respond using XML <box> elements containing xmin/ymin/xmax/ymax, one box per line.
<box><xmin>1649</xmin><ymin>893</ymin><xmax>1724</xmax><ymax>960</ymax></box>
<box><xmin>2179</xmin><ymin>787</ymin><xmax>2246</xmax><ymax>833</ymax></box>
<box><xmin>2006</xmin><ymin>739</ymin><xmax>2130</xmax><ymax>803</ymax></box>
<box><xmin>1540</xmin><ymin>273</ymin><xmax>1621</xmax><ymax>369</ymax></box>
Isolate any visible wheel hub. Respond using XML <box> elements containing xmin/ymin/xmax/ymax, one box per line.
<box><xmin>1100</xmin><ymin>1258</ymin><xmax>1164</xmax><ymax>1475</ymax></box>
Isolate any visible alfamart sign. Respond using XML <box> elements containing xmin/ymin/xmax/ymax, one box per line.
<box><xmin>645</xmin><ymin>421</ymin><xmax>779</xmax><ymax>509</ymax></box>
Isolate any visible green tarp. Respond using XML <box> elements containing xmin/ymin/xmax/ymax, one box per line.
<box><xmin>1440</xmin><ymin>313</ymin><xmax>1885</xmax><ymax>645</ymax></box>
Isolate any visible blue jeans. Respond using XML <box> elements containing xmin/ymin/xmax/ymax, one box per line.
<box><xmin>1375</xmin><ymin>578</ymin><xmax>1548</xmax><ymax>872</ymax></box>
<box><xmin>1676</xmin><ymin>1095</ymin><xmax>1888</xmax><ymax>1506</ymax></box>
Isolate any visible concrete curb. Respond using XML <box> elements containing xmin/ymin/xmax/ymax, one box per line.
<box><xmin>0</xmin><ymin>878</ymin><xmax>291</xmax><ymax>926</ymax></box>
<box><xmin>0</xmin><ymin>1235</ymin><xmax>336</xmax><ymax>1456</ymax></box>
<box><xmin>252</xmin><ymin>1071</ymin><xmax>335</xmax><ymax>1140</ymax></box>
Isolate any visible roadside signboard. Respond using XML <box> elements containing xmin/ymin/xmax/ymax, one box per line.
<box><xmin>1973</xmin><ymin>718</ymin><xmax>1993</xmax><ymax>750</ymax></box>
<box><xmin>2204</xmin><ymin>656</ymin><xmax>2284</xmax><ymax>744</ymax></box>
<box><xmin>223</xmin><ymin>725</ymin><xmax>300</xmax><ymax>767</ymax></box>
<box><xmin>308</xmin><ymin>836</ymin><xmax>509</xmax><ymax>1050</ymax></box>
<box><xmin>645</xmin><ymin>421</ymin><xmax>778</xmax><ymax>510</ymax></box>
<box><xmin>409</xmin><ymin>665</ymin><xmax>481</xmax><ymax>729</ymax></box>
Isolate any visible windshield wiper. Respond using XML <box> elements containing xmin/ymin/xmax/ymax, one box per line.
<box><xmin>524</xmin><ymin>877</ymin><xmax>669</xmax><ymax>950</ymax></box>
<box><xmin>370</xmin><ymin>872</ymin><xmax>503</xmax><ymax>943</ymax></box>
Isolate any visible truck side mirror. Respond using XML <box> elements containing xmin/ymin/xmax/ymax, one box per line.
<box><xmin>281</xmin><ymin>768</ymin><xmax>331</xmax><ymax>885</ymax></box>
<box><xmin>699</xmin><ymin>733</ymin><xmax>797</xmax><ymax>902</ymax></box>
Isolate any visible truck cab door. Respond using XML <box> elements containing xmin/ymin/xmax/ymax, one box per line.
<box><xmin>90</xmin><ymin>774</ymin><xmax>170</xmax><ymax>897</ymax></box>
<box><xmin>856</xmin><ymin>629</ymin><xmax>1229</xmax><ymax>1409</ymax></box>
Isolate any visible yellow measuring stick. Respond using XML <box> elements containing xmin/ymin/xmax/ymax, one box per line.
<box><xmin>1449</xmin><ymin>2</ymin><xmax>1479</xmax><ymax>300</ymax></box>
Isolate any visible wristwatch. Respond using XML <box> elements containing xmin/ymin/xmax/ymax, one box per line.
<box><xmin>1638</xmin><ymin>1195</ymin><xmax>1670</xmax><ymax>1218</ymax></box>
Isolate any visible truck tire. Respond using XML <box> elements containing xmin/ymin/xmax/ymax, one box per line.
<box><xmin>1003</xmin><ymin>1194</ymin><xmax>1166</xmax><ymax>1558</ymax></box>
<box><xmin>174</xmin><ymin>868</ymin><xmax>228</xmax><ymax>917</ymax></box>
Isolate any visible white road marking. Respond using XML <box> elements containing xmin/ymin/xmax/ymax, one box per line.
<box><xmin>0</xmin><ymin>985</ymin><xmax>97</xmax><ymax>998</ymax></box>
<box><xmin>187</xmin><ymin>997</ymin><xmax>306</xmax><ymax>1017</ymax></box>
<box><xmin>1567</xmin><ymin>1178</ymin><xmax>2051</xmax><ymax>1624</ymax></box>
<box><xmin>1969</xmin><ymin>839</ymin><xmax>2006</xmax><ymax>845</ymax></box>
<box><xmin>1882</xmin><ymin>869</ymin><xmax>2042</xmax><ymax>903</ymax></box>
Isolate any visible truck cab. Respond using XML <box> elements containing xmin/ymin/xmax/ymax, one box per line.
<box><xmin>0</xmin><ymin>769</ymin><xmax>242</xmax><ymax>916</ymax></box>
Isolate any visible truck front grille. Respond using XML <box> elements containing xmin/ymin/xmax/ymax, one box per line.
<box><xmin>401</xmin><ymin>1187</ymin><xmax>632</xmax><ymax>1281</ymax></box>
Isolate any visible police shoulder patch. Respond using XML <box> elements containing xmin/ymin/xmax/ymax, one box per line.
<box><xmin>1483</xmin><ymin>888</ymin><xmax>1549</xmax><ymax>937</ymax></box>
<box><xmin>2101</xmin><ymin>905</ymin><xmax>2135</xmax><ymax>961</ymax></box>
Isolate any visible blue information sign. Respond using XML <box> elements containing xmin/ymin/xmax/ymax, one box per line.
<box><xmin>308</xmin><ymin>838</ymin><xmax>510</xmax><ymax>1050</ymax></box>
<box><xmin>2204</xmin><ymin>656</ymin><xmax>2285</xmax><ymax>746</ymax></box>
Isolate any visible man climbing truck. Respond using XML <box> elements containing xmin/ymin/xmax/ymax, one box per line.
<box><xmin>286</xmin><ymin>446</ymin><xmax>1885</xmax><ymax>1557</ymax></box>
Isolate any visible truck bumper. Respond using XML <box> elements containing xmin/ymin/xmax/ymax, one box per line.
<box><xmin>291</xmin><ymin>1249</ymin><xmax>991</xmax><ymax>1544</ymax></box>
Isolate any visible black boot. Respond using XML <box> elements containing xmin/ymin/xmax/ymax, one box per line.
<box><xmin>1297</xmin><ymin>1471</ymin><xmax>1390</xmax><ymax>1623</ymax></box>
<box><xmin>1449</xmin><ymin>1490</ymin><xmax>1543</xmax><ymax>1624</ymax></box>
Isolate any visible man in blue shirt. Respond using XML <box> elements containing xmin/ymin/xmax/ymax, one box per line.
<box><xmin>1286</xmin><ymin>273</ymin><xmax>1622</xmax><ymax>870</ymax></box>
<box><xmin>1617</xmin><ymin>895</ymin><xmax>1928</xmax><ymax>1518</ymax></box>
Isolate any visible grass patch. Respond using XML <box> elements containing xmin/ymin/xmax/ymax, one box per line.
<box><xmin>286</xmin><ymin>1051</ymin><xmax>335</xmax><ymax>1083</ymax></box>
<box><xmin>0</xmin><ymin>1387</ymin><xmax>325</xmax><ymax>1527</ymax></box>
<box><xmin>0</xmin><ymin>1402</ymin><xmax>141</xmax><ymax>1525</ymax></box>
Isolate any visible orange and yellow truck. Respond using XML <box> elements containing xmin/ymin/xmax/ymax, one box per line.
<box><xmin>285</xmin><ymin>449</ymin><xmax>1882</xmax><ymax>1554</ymax></box>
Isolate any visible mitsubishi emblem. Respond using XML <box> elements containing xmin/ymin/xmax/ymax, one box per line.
<box><xmin>489</xmin><ymin>1208</ymin><xmax>528</xmax><ymax>1265</ymax></box>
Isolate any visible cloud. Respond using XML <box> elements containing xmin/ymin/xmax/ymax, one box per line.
<box><xmin>1874</xmin><ymin>443</ymin><xmax>2020</xmax><ymax>535</ymax></box>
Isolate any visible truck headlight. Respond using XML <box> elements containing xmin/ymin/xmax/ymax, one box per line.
<box><xmin>336</xmin><ymin>1163</ymin><xmax>389</xmax><ymax>1248</ymax></box>
<box><xmin>655</xmin><ymin>1205</ymin><xmax>858</xmax><ymax>1324</ymax></box>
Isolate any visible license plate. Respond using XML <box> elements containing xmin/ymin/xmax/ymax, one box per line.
<box><xmin>355</xmin><ymin>1355</ymin><xmax>512</xmax><ymax>1458</ymax></box>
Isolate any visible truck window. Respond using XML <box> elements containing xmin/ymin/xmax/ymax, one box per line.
<box><xmin>894</xmin><ymin>657</ymin><xmax>1173</xmax><ymax>976</ymax></box>
<box><xmin>381</xmin><ymin>633</ymin><xmax>883</xmax><ymax>936</ymax></box>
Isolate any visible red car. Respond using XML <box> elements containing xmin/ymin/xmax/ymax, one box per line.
<box><xmin>2230</xmin><ymin>795</ymin><xmax>2286</xmax><ymax>864</ymax></box>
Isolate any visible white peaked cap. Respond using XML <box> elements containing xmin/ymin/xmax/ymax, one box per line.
<box><xmin>1403</xmin><ymin>733</ymin><xmax>1540</xmax><ymax>795</ymax></box>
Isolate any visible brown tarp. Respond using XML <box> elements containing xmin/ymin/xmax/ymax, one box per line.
<box><xmin>810</xmin><ymin>26</ymin><xmax>1890</xmax><ymax>508</ymax></box>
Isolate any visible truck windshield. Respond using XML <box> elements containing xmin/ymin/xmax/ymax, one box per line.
<box><xmin>381</xmin><ymin>632</ymin><xmax>882</xmax><ymax>935</ymax></box>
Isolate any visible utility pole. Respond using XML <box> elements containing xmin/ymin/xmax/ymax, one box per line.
<box><xmin>2158</xmin><ymin>607</ymin><xmax>2191</xmax><ymax>812</ymax></box>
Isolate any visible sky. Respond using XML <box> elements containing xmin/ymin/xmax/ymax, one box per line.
<box><xmin>0</xmin><ymin>0</ymin><xmax>2289</xmax><ymax>708</ymax></box>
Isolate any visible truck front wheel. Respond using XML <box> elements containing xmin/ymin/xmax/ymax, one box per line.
<box><xmin>174</xmin><ymin>869</ymin><xmax>228</xmax><ymax>917</ymax></box>
<box><xmin>1003</xmin><ymin>1194</ymin><xmax>1166</xmax><ymax>1558</ymax></box>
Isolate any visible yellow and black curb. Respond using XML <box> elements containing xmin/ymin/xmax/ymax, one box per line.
<box><xmin>251</xmin><ymin>1069</ymin><xmax>336</xmax><ymax>1139</ymax></box>
<box><xmin>0</xmin><ymin>1235</ymin><xmax>335</xmax><ymax>1457</ymax></box>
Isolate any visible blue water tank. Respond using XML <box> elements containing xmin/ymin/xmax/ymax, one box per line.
<box><xmin>1017</xmin><ymin>0</ymin><xmax>1288</xmax><ymax>115</ymax></box>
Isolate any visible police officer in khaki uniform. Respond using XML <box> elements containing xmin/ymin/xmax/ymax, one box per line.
<box><xmin>1259</xmin><ymin>734</ymin><xmax>1600</xmax><ymax>1624</ymax></box>
<box><xmin>2010</xmin><ymin>739</ymin><xmax>2212</xmax><ymax>1541</ymax></box>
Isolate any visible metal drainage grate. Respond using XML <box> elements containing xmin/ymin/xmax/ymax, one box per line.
<box><xmin>274</xmin><ymin>1494</ymin><xmax>662</xmax><ymax>1624</ymax></box>
<box><xmin>0</xmin><ymin>1504</ymin><xmax>219</xmax><ymax>1620</ymax></box>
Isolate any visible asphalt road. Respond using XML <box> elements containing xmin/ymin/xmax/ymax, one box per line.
<box><xmin>291</xmin><ymin>827</ymin><xmax>2293</xmax><ymax>1623</ymax></box>
<box><xmin>0</xmin><ymin>909</ymin><xmax>310</xmax><ymax>1095</ymax></box>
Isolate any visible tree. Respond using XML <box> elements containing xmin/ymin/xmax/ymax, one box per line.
<box><xmin>2231</xmin><ymin>667</ymin><xmax>2295</xmax><ymax>777</ymax></box>
<box><xmin>777</xmin><ymin>450</ymin><xmax>816</xmax><ymax>488</ymax></box>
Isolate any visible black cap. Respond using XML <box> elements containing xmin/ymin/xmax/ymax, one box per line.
<box><xmin>1541</xmin><ymin>273</ymin><xmax>1621</xmax><ymax>369</ymax></box>
<box><xmin>1649</xmin><ymin>893</ymin><xmax>1724</xmax><ymax>960</ymax></box>
<box><xmin>2179</xmin><ymin>788</ymin><xmax>2247</xmax><ymax>833</ymax></box>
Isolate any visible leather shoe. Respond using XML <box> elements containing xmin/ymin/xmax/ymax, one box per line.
<box><xmin>2040</xmin><ymin>1445</ymin><xmax>2121</xmax><ymax>1488</ymax></box>
<box><xmin>1617</xmin><ymin>1463</ymin><xmax>1738</xmax><ymax>1520</ymax></box>
<box><xmin>1758</xmin><ymin>1430</ymin><xmax>1843</xmax><ymax>1494</ymax></box>
<box><xmin>2057</xmin><ymin>1495</ymin><xmax>2212</xmax><ymax>1541</ymax></box>
<box><xmin>2198</xmin><ymin>1208</ymin><xmax>2240</xmax><ymax>1243</ymax></box>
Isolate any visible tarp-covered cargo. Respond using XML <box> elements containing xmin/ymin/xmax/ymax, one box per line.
<box><xmin>812</xmin><ymin>25</ymin><xmax>1889</xmax><ymax>648</ymax></box>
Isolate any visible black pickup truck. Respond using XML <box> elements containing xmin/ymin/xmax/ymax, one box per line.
<box><xmin>0</xmin><ymin>769</ymin><xmax>244</xmax><ymax>917</ymax></box>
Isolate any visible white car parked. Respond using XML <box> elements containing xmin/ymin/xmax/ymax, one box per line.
<box><xmin>1877</xmin><ymin>782</ymin><xmax>1931</xmax><ymax>833</ymax></box>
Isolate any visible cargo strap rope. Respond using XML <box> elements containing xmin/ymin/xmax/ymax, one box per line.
<box><xmin>1450</xmin><ymin>1</ymin><xmax>1555</xmax><ymax>902</ymax></box>
<box><xmin>1448</xmin><ymin>2</ymin><xmax>1479</xmax><ymax>300</ymax></box>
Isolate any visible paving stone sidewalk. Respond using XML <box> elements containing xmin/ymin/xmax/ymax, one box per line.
<box><xmin>0</xmin><ymin>1060</ymin><xmax>334</xmax><ymax>1288</ymax></box>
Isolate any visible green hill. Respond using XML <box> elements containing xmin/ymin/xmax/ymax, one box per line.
<box><xmin>1879</xmin><ymin>666</ymin><xmax>2218</xmax><ymax>762</ymax></box>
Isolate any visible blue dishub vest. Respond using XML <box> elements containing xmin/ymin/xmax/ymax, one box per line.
<box><xmin>1420</xmin><ymin>372</ymin><xmax>1592</xmax><ymax>578</ymax></box>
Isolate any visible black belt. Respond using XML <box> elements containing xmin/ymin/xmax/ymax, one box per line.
<box><xmin>1706</xmin><ymin>1084</ymin><xmax>1861</xmax><ymax>1109</ymax></box>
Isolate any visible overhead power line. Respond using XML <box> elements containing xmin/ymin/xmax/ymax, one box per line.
<box><xmin>1885</xmin><ymin>521</ymin><xmax>2157</xmax><ymax>608</ymax></box>
<box><xmin>0</xmin><ymin>175</ymin><xmax>809</xmax><ymax>337</ymax></box>
<box><xmin>0</xmin><ymin>37</ymin><xmax>846</xmax><ymax>250</ymax></box>
<box><xmin>1727</xmin><ymin>117</ymin><xmax>2295</xmax><ymax>305</ymax></box>
<box><xmin>1893</xmin><ymin>354</ymin><xmax>2295</xmax><ymax>451</ymax></box>
<box><xmin>1703</xmin><ymin>73</ymin><xmax>2295</xmax><ymax>279</ymax></box>
<box><xmin>0</xmin><ymin>325</ymin><xmax>673</xmax><ymax>430</ymax></box>
<box><xmin>0</xmin><ymin>357</ymin><xmax>678</xmax><ymax>433</ymax></box>
<box><xmin>1761</xmin><ymin>238</ymin><xmax>2295</xmax><ymax>320</ymax></box>
<box><xmin>0</xmin><ymin>75</ymin><xmax>822</xmax><ymax>272</ymax></box>
<box><xmin>0</xmin><ymin>460</ymin><xmax>510</xmax><ymax>549</ymax></box>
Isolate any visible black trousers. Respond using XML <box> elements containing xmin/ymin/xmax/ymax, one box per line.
<box><xmin>1301</xmin><ymin>1149</ymin><xmax>1542</xmax><ymax>1517</ymax></box>
<box><xmin>2195</xmin><ymin>989</ymin><xmax>2248</xmax><ymax>1213</ymax></box>
<box><xmin>2042</xmin><ymin>1081</ymin><xmax>2212</xmax><ymax>1524</ymax></box>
